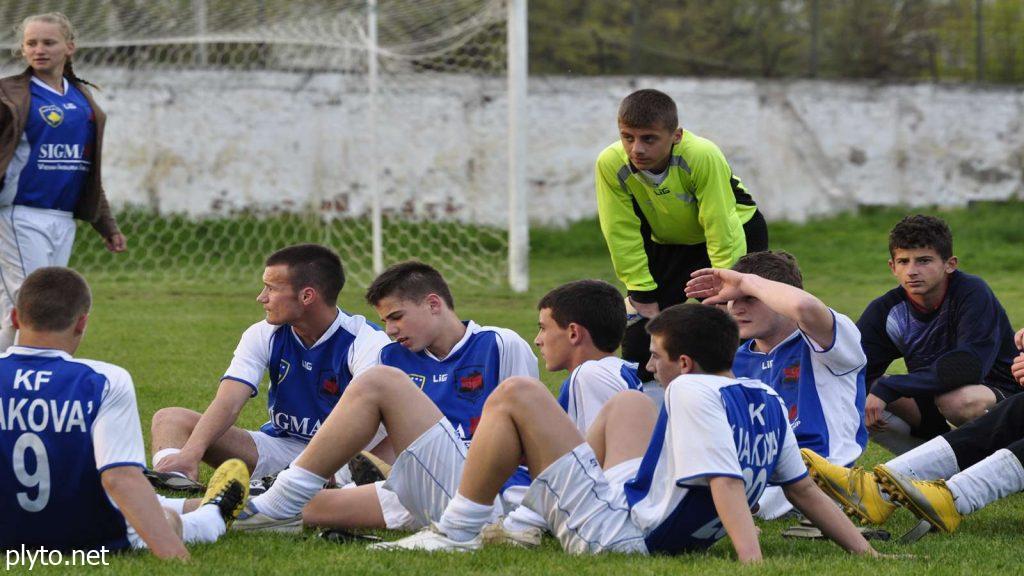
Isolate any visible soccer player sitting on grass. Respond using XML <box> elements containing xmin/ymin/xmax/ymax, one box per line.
<box><xmin>483</xmin><ymin>279</ymin><xmax>644</xmax><ymax>546</ymax></box>
<box><xmin>801</xmin><ymin>327</ymin><xmax>1024</xmax><ymax>532</ymax></box>
<box><xmin>684</xmin><ymin>251</ymin><xmax>867</xmax><ymax>519</ymax></box>
<box><xmin>0</xmin><ymin>267</ymin><xmax>248</xmax><ymax>559</ymax></box>
<box><xmin>857</xmin><ymin>215</ymin><xmax>1021</xmax><ymax>454</ymax></box>
<box><xmin>373</xmin><ymin>304</ymin><xmax>876</xmax><ymax>561</ymax></box>
<box><xmin>232</xmin><ymin>260</ymin><xmax>538</xmax><ymax>532</ymax></box>
<box><xmin>147</xmin><ymin>244</ymin><xmax>392</xmax><ymax>501</ymax></box>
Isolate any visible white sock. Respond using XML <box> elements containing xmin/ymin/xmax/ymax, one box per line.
<box><xmin>886</xmin><ymin>437</ymin><xmax>960</xmax><ymax>480</ymax></box>
<box><xmin>250</xmin><ymin>465</ymin><xmax>326</xmax><ymax>519</ymax></box>
<box><xmin>947</xmin><ymin>449</ymin><xmax>1024</xmax><ymax>516</ymax></box>
<box><xmin>503</xmin><ymin>505</ymin><xmax>546</xmax><ymax>532</ymax></box>
<box><xmin>437</xmin><ymin>492</ymin><xmax>494</xmax><ymax>542</ymax></box>
<box><xmin>180</xmin><ymin>505</ymin><xmax>226</xmax><ymax>544</ymax></box>
<box><xmin>155</xmin><ymin>494</ymin><xmax>187</xmax><ymax>514</ymax></box>
<box><xmin>152</xmin><ymin>448</ymin><xmax>182</xmax><ymax>470</ymax></box>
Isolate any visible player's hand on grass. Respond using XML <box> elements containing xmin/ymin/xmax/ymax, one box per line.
<box><xmin>864</xmin><ymin>393</ymin><xmax>887</xmax><ymax>432</ymax></box>
<box><xmin>153</xmin><ymin>451</ymin><xmax>200</xmax><ymax>481</ymax></box>
<box><xmin>685</xmin><ymin>268</ymin><xmax>745</xmax><ymax>305</ymax></box>
<box><xmin>628</xmin><ymin>297</ymin><xmax>660</xmax><ymax>319</ymax></box>
<box><xmin>105</xmin><ymin>232</ymin><xmax>128</xmax><ymax>253</ymax></box>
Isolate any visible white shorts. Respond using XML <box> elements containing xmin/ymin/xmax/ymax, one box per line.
<box><xmin>523</xmin><ymin>443</ymin><xmax>647</xmax><ymax>555</ymax></box>
<box><xmin>373</xmin><ymin>481</ymin><xmax>416</xmax><ymax>530</ymax></box>
<box><xmin>0</xmin><ymin>205</ymin><xmax>76</xmax><ymax>331</ymax></box>
<box><xmin>247</xmin><ymin>430</ymin><xmax>353</xmax><ymax>485</ymax></box>
<box><xmin>382</xmin><ymin>418</ymin><xmax>467</xmax><ymax>530</ymax></box>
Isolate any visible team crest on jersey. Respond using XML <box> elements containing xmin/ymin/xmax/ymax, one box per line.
<box><xmin>276</xmin><ymin>359</ymin><xmax>291</xmax><ymax>384</ymax></box>
<box><xmin>320</xmin><ymin>371</ymin><xmax>340</xmax><ymax>397</ymax></box>
<box><xmin>38</xmin><ymin>104</ymin><xmax>64</xmax><ymax>127</ymax></box>
<box><xmin>782</xmin><ymin>363</ymin><xmax>801</xmax><ymax>384</ymax></box>
<box><xmin>458</xmin><ymin>371</ymin><xmax>484</xmax><ymax>398</ymax></box>
<box><xmin>409</xmin><ymin>374</ymin><xmax>426</xmax><ymax>389</ymax></box>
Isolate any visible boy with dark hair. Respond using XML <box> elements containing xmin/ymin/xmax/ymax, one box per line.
<box><xmin>148</xmin><ymin>244</ymin><xmax>391</xmax><ymax>497</ymax></box>
<box><xmin>857</xmin><ymin>215</ymin><xmax>1020</xmax><ymax>452</ymax></box>
<box><xmin>374</xmin><ymin>304</ymin><xmax>876</xmax><ymax>561</ymax></box>
<box><xmin>0</xmin><ymin>267</ymin><xmax>247</xmax><ymax>558</ymax></box>
<box><xmin>597</xmin><ymin>88</ymin><xmax>768</xmax><ymax>381</ymax></box>
<box><xmin>233</xmin><ymin>260</ymin><xmax>538</xmax><ymax>532</ymax></box>
<box><xmin>685</xmin><ymin>251</ymin><xmax>867</xmax><ymax>519</ymax></box>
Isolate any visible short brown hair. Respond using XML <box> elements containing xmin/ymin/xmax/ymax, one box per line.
<box><xmin>365</xmin><ymin>261</ymin><xmax>454</xmax><ymax>309</ymax></box>
<box><xmin>888</xmin><ymin>215</ymin><xmax>953</xmax><ymax>260</ymax></box>
<box><xmin>537</xmin><ymin>280</ymin><xmax>625</xmax><ymax>353</ymax></box>
<box><xmin>646</xmin><ymin>304</ymin><xmax>738</xmax><ymax>373</ymax></box>
<box><xmin>618</xmin><ymin>89</ymin><xmax>678</xmax><ymax>131</ymax></box>
<box><xmin>265</xmin><ymin>244</ymin><xmax>345</xmax><ymax>306</ymax></box>
<box><xmin>732</xmin><ymin>251</ymin><xmax>803</xmax><ymax>289</ymax></box>
<box><xmin>16</xmin><ymin>267</ymin><xmax>92</xmax><ymax>332</ymax></box>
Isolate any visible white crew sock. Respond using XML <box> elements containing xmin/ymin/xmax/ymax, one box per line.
<box><xmin>947</xmin><ymin>449</ymin><xmax>1024</xmax><ymax>516</ymax></box>
<box><xmin>155</xmin><ymin>494</ymin><xmax>187</xmax><ymax>515</ymax></box>
<box><xmin>886</xmin><ymin>437</ymin><xmax>960</xmax><ymax>480</ymax></box>
<box><xmin>250</xmin><ymin>465</ymin><xmax>327</xmax><ymax>518</ymax></box>
<box><xmin>151</xmin><ymin>448</ymin><xmax>182</xmax><ymax>470</ymax></box>
<box><xmin>870</xmin><ymin>412</ymin><xmax>926</xmax><ymax>456</ymax></box>
<box><xmin>437</xmin><ymin>492</ymin><xmax>494</xmax><ymax>542</ymax></box>
<box><xmin>503</xmin><ymin>505</ymin><xmax>547</xmax><ymax>532</ymax></box>
<box><xmin>180</xmin><ymin>505</ymin><xmax>226</xmax><ymax>544</ymax></box>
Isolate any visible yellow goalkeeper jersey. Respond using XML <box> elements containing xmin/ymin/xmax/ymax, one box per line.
<box><xmin>595</xmin><ymin>131</ymin><xmax>757</xmax><ymax>294</ymax></box>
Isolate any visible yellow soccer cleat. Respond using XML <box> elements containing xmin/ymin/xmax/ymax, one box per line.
<box><xmin>874</xmin><ymin>464</ymin><xmax>962</xmax><ymax>534</ymax></box>
<box><xmin>800</xmin><ymin>448</ymin><xmax>896</xmax><ymax>525</ymax></box>
<box><xmin>201</xmin><ymin>458</ymin><xmax>250</xmax><ymax>528</ymax></box>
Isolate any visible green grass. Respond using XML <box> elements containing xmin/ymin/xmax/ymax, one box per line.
<box><xmin>21</xmin><ymin>203</ymin><xmax>1024</xmax><ymax>573</ymax></box>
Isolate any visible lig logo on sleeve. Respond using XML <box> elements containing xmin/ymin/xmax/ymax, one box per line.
<box><xmin>38</xmin><ymin>105</ymin><xmax>64</xmax><ymax>127</ymax></box>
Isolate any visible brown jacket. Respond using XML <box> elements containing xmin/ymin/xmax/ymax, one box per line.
<box><xmin>0</xmin><ymin>68</ymin><xmax>119</xmax><ymax>238</ymax></box>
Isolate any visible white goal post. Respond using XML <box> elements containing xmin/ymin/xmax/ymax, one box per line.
<box><xmin>0</xmin><ymin>0</ymin><xmax>529</xmax><ymax>290</ymax></box>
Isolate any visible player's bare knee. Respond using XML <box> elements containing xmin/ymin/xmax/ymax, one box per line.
<box><xmin>151</xmin><ymin>407</ymin><xmax>200</xmax><ymax>436</ymax></box>
<box><xmin>347</xmin><ymin>365</ymin><xmax>409</xmax><ymax>401</ymax></box>
<box><xmin>936</xmin><ymin>389</ymin><xmax>991</xmax><ymax>426</ymax></box>
<box><xmin>604</xmin><ymin>390</ymin><xmax>657</xmax><ymax>425</ymax></box>
<box><xmin>495</xmin><ymin>375</ymin><xmax>546</xmax><ymax>403</ymax></box>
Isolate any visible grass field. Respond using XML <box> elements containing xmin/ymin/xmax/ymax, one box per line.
<box><xmin>17</xmin><ymin>203</ymin><xmax>1024</xmax><ymax>574</ymax></box>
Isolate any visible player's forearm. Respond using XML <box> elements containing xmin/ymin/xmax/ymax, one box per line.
<box><xmin>181</xmin><ymin>385</ymin><xmax>249</xmax><ymax>458</ymax></box>
<box><xmin>102</xmin><ymin>467</ymin><xmax>189</xmax><ymax>560</ymax></box>
<box><xmin>738</xmin><ymin>274</ymin><xmax>835</xmax><ymax>346</ymax></box>
<box><xmin>783</xmin><ymin>478</ymin><xmax>875</xmax><ymax>556</ymax></box>
<box><xmin>708</xmin><ymin>476</ymin><xmax>762</xmax><ymax>563</ymax></box>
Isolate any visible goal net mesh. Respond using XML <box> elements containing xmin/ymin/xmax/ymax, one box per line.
<box><xmin>0</xmin><ymin>0</ymin><xmax>510</xmax><ymax>288</ymax></box>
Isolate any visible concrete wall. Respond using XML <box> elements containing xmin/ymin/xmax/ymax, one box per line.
<box><xmin>87</xmin><ymin>70</ymin><xmax>1024</xmax><ymax>225</ymax></box>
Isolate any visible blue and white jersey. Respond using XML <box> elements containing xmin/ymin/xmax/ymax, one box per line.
<box><xmin>557</xmin><ymin>356</ymin><xmax>642</xmax><ymax>434</ymax></box>
<box><xmin>731</xmin><ymin>309</ymin><xmax>867</xmax><ymax>465</ymax></box>
<box><xmin>623</xmin><ymin>375</ymin><xmax>806</xmax><ymax>555</ymax></box>
<box><xmin>0</xmin><ymin>77</ymin><xmax>94</xmax><ymax>210</ymax></box>
<box><xmin>0</xmin><ymin>346</ymin><xmax>145</xmax><ymax>551</ymax></box>
<box><xmin>222</xmin><ymin>309</ymin><xmax>390</xmax><ymax>441</ymax></box>
<box><xmin>379</xmin><ymin>321</ymin><xmax>538</xmax><ymax>445</ymax></box>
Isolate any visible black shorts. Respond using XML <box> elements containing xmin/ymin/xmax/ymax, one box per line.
<box><xmin>910</xmin><ymin>380</ymin><xmax>1022</xmax><ymax>440</ymax></box>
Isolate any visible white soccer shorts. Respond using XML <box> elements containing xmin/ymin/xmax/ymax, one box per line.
<box><xmin>246</xmin><ymin>430</ymin><xmax>351</xmax><ymax>485</ymax></box>
<box><xmin>382</xmin><ymin>418</ymin><xmax>468</xmax><ymax>530</ymax></box>
<box><xmin>0</xmin><ymin>206</ymin><xmax>76</xmax><ymax>335</ymax></box>
<box><xmin>523</xmin><ymin>443</ymin><xmax>647</xmax><ymax>555</ymax></box>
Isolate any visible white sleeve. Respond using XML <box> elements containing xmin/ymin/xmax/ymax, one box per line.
<box><xmin>666</xmin><ymin>380</ymin><xmax>743</xmax><ymax>486</ymax></box>
<box><xmin>769</xmin><ymin>398</ymin><xmax>809</xmax><ymax>485</ymax></box>
<box><xmin>348</xmin><ymin>322</ymin><xmax>391</xmax><ymax>378</ymax></box>
<box><xmin>568</xmin><ymin>362</ymin><xmax>630</xmax><ymax>434</ymax></box>
<box><xmin>88</xmin><ymin>364</ymin><xmax>146</xmax><ymax>472</ymax></box>
<box><xmin>494</xmin><ymin>328</ymin><xmax>539</xmax><ymax>380</ymax></box>
<box><xmin>222</xmin><ymin>321</ymin><xmax>275</xmax><ymax>397</ymax></box>
<box><xmin>800</xmin><ymin>310</ymin><xmax>867</xmax><ymax>376</ymax></box>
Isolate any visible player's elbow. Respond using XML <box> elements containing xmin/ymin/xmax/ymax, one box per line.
<box><xmin>781</xmin><ymin>476</ymin><xmax>816</xmax><ymax>508</ymax></box>
<box><xmin>101</xmin><ymin>465</ymin><xmax>143</xmax><ymax>498</ymax></box>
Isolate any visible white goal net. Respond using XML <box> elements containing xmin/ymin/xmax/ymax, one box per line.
<box><xmin>1</xmin><ymin>0</ymin><xmax>525</xmax><ymax>289</ymax></box>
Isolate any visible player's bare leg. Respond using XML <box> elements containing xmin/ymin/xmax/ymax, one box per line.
<box><xmin>404</xmin><ymin>383</ymin><xmax>657</xmax><ymax>546</ymax></box>
<box><xmin>240</xmin><ymin>366</ymin><xmax>444</xmax><ymax>522</ymax></box>
<box><xmin>150</xmin><ymin>408</ymin><xmax>261</xmax><ymax>478</ymax></box>
<box><xmin>302</xmin><ymin>484</ymin><xmax>388</xmax><ymax>529</ymax></box>
<box><xmin>935</xmin><ymin>385</ymin><xmax>997</xmax><ymax>426</ymax></box>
